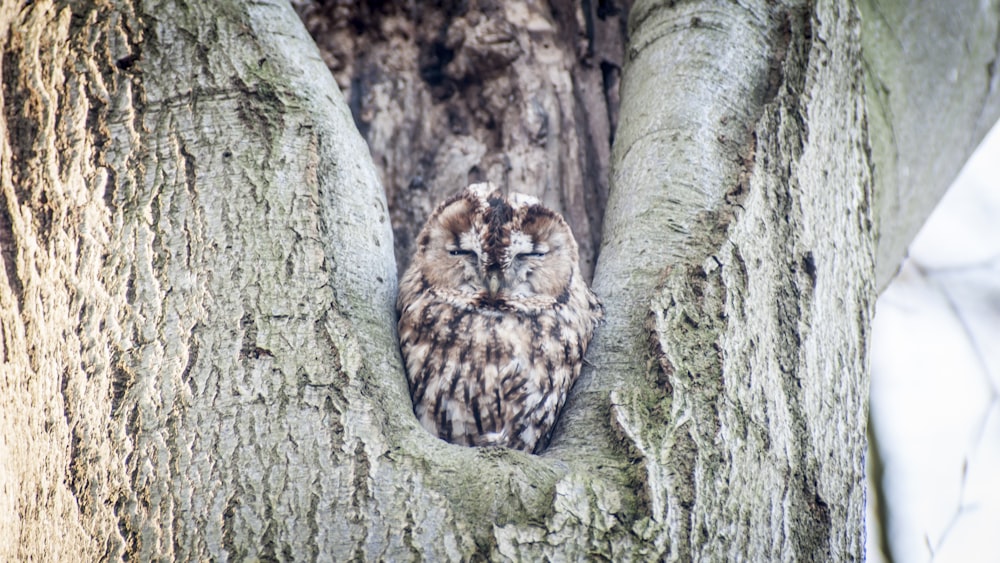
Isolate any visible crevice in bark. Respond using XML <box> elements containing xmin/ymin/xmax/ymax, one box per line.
<box><xmin>0</xmin><ymin>188</ymin><xmax>22</xmax><ymax>312</ymax></box>
<box><xmin>221</xmin><ymin>495</ymin><xmax>238</xmax><ymax>556</ymax></box>
<box><xmin>63</xmin><ymin>365</ymin><xmax>86</xmax><ymax>502</ymax></box>
<box><xmin>764</xmin><ymin>5</ymin><xmax>814</xmax><ymax>107</ymax></box>
<box><xmin>179</xmin><ymin>337</ymin><xmax>199</xmax><ymax>387</ymax></box>
<box><xmin>296</xmin><ymin>0</ymin><xmax>626</xmax><ymax>280</ymax></box>
<box><xmin>1</xmin><ymin>46</ymin><xmax>38</xmax><ymax>204</ymax></box>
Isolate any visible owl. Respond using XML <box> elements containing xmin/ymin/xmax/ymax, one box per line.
<box><xmin>397</xmin><ymin>183</ymin><xmax>603</xmax><ymax>453</ymax></box>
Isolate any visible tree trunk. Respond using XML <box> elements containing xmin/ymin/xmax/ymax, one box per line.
<box><xmin>860</xmin><ymin>0</ymin><xmax>1000</xmax><ymax>289</ymax></box>
<box><xmin>1</xmin><ymin>1</ymin><xmax>400</xmax><ymax>559</ymax></box>
<box><xmin>1</xmin><ymin>0</ymin><xmax>997</xmax><ymax>560</ymax></box>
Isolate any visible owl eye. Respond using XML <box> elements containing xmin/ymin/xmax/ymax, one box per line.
<box><xmin>516</xmin><ymin>252</ymin><xmax>546</xmax><ymax>260</ymax></box>
<box><xmin>449</xmin><ymin>249</ymin><xmax>475</xmax><ymax>257</ymax></box>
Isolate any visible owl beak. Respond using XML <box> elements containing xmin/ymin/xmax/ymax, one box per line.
<box><xmin>487</xmin><ymin>270</ymin><xmax>502</xmax><ymax>298</ymax></box>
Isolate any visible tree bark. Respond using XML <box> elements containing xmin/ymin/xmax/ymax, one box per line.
<box><xmin>574</xmin><ymin>1</ymin><xmax>873</xmax><ymax>558</ymax></box>
<box><xmin>860</xmin><ymin>0</ymin><xmax>1000</xmax><ymax>289</ymax></box>
<box><xmin>1</xmin><ymin>0</ymin><xmax>996</xmax><ymax>560</ymax></box>
<box><xmin>1</xmin><ymin>1</ymin><xmax>401</xmax><ymax>559</ymax></box>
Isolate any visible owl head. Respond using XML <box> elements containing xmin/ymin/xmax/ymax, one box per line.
<box><xmin>403</xmin><ymin>183</ymin><xmax>581</xmax><ymax>309</ymax></box>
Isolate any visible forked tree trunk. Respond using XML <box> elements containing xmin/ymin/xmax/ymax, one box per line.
<box><xmin>1</xmin><ymin>0</ymin><xmax>998</xmax><ymax>560</ymax></box>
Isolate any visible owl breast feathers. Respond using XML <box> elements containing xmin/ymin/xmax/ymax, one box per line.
<box><xmin>397</xmin><ymin>183</ymin><xmax>603</xmax><ymax>453</ymax></box>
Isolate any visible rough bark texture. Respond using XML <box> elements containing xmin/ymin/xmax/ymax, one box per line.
<box><xmin>0</xmin><ymin>0</ymin><xmax>402</xmax><ymax>559</ymax></box>
<box><xmin>295</xmin><ymin>0</ymin><xmax>629</xmax><ymax>280</ymax></box>
<box><xmin>569</xmin><ymin>0</ymin><xmax>873</xmax><ymax>558</ymax></box>
<box><xmin>0</xmin><ymin>0</ymin><xmax>995</xmax><ymax>560</ymax></box>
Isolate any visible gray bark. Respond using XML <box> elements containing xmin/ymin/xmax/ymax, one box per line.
<box><xmin>0</xmin><ymin>0</ymin><xmax>995</xmax><ymax>560</ymax></box>
<box><xmin>569</xmin><ymin>1</ymin><xmax>872</xmax><ymax>558</ymax></box>
<box><xmin>1</xmin><ymin>0</ymin><xmax>400</xmax><ymax>559</ymax></box>
<box><xmin>861</xmin><ymin>0</ymin><xmax>1000</xmax><ymax>289</ymax></box>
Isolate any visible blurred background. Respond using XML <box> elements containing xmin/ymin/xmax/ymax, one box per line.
<box><xmin>867</xmin><ymin>123</ymin><xmax>1000</xmax><ymax>562</ymax></box>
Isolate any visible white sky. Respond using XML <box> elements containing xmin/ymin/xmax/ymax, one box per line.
<box><xmin>868</xmin><ymin>123</ymin><xmax>1000</xmax><ymax>562</ymax></box>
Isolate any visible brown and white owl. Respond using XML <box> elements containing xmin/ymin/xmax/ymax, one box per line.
<box><xmin>397</xmin><ymin>183</ymin><xmax>603</xmax><ymax>453</ymax></box>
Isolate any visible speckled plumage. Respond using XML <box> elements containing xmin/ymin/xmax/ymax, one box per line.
<box><xmin>397</xmin><ymin>183</ymin><xmax>603</xmax><ymax>453</ymax></box>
